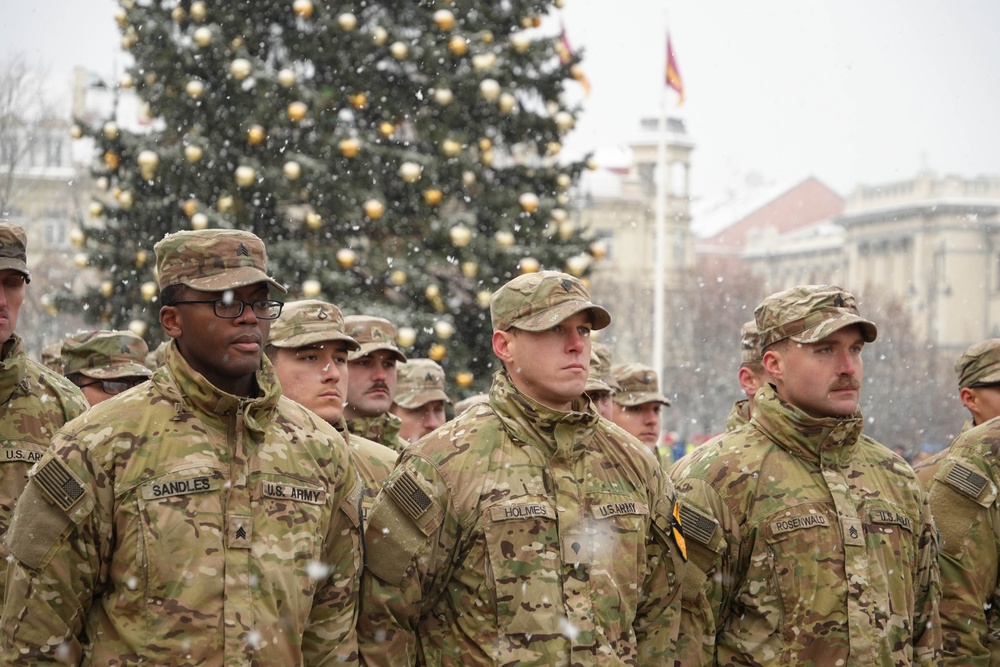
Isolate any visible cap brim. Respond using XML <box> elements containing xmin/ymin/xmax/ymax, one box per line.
<box><xmin>80</xmin><ymin>364</ymin><xmax>152</xmax><ymax>380</ymax></box>
<box><xmin>585</xmin><ymin>378</ymin><xmax>613</xmax><ymax>394</ymax></box>
<box><xmin>613</xmin><ymin>391</ymin><xmax>672</xmax><ymax>407</ymax></box>
<box><xmin>510</xmin><ymin>302</ymin><xmax>612</xmax><ymax>332</ymax></box>
<box><xmin>791</xmin><ymin>315</ymin><xmax>878</xmax><ymax>345</ymax></box>
<box><xmin>269</xmin><ymin>331</ymin><xmax>361</xmax><ymax>351</ymax></box>
<box><xmin>0</xmin><ymin>259</ymin><xmax>30</xmax><ymax>283</ymax></box>
<box><xmin>182</xmin><ymin>267</ymin><xmax>287</xmax><ymax>294</ymax></box>
<box><xmin>348</xmin><ymin>342</ymin><xmax>407</xmax><ymax>363</ymax></box>
<box><xmin>395</xmin><ymin>389</ymin><xmax>451</xmax><ymax>409</ymax></box>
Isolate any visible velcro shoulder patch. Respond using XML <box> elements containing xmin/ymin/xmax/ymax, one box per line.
<box><xmin>942</xmin><ymin>460</ymin><xmax>990</xmax><ymax>501</ymax></box>
<box><xmin>678</xmin><ymin>501</ymin><xmax>719</xmax><ymax>548</ymax></box>
<box><xmin>386</xmin><ymin>471</ymin><xmax>433</xmax><ymax>522</ymax></box>
<box><xmin>32</xmin><ymin>455</ymin><xmax>86</xmax><ymax>512</ymax></box>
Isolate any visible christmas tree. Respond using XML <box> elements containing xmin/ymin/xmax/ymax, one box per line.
<box><xmin>62</xmin><ymin>0</ymin><xmax>597</xmax><ymax>397</ymax></box>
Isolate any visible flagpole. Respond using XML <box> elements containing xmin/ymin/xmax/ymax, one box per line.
<box><xmin>652</xmin><ymin>86</ymin><xmax>668</xmax><ymax>383</ymax></box>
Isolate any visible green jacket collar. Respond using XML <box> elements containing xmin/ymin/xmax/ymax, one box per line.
<box><xmin>752</xmin><ymin>383</ymin><xmax>864</xmax><ymax>464</ymax></box>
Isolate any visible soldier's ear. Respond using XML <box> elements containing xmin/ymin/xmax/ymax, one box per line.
<box><xmin>762</xmin><ymin>349</ymin><xmax>783</xmax><ymax>380</ymax></box>
<box><xmin>492</xmin><ymin>329</ymin><xmax>514</xmax><ymax>364</ymax></box>
<box><xmin>159</xmin><ymin>305</ymin><xmax>183</xmax><ymax>340</ymax></box>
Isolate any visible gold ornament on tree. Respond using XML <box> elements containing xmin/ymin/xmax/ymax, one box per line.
<box><xmin>103</xmin><ymin>122</ymin><xmax>119</xmax><ymax>140</ymax></box>
<box><xmin>338</xmin><ymin>12</ymin><xmax>357</xmax><ymax>30</ymax></box>
<box><xmin>498</xmin><ymin>92</ymin><xmax>516</xmax><ymax>114</ymax></box>
<box><xmin>247</xmin><ymin>124</ymin><xmax>266</xmax><ymax>145</ymax></box>
<box><xmin>287</xmin><ymin>101</ymin><xmax>308</xmax><ymax>122</ymax></box>
<box><xmin>191</xmin><ymin>213</ymin><xmax>209</xmax><ymax>230</ymax></box>
<box><xmin>428</xmin><ymin>343</ymin><xmax>447</xmax><ymax>362</ymax></box>
<box><xmin>495</xmin><ymin>230</ymin><xmax>515</xmax><ymax>248</ymax></box>
<box><xmin>461</xmin><ymin>261</ymin><xmax>478</xmax><ymax>277</ymax></box>
<box><xmin>433</xmin><ymin>88</ymin><xmax>454</xmax><ymax>105</ymax></box>
<box><xmin>193</xmin><ymin>26</ymin><xmax>212</xmax><ymax>47</ymax></box>
<box><xmin>74</xmin><ymin>253</ymin><xmax>89</xmax><ymax>269</ymax></box>
<box><xmin>234</xmin><ymin>166</ymin><xmax>257</xmax><ymax>187</ymax></box>
<box><xmin>372</xmin><ymin>27</ymin><xmax>389</xmax><ymax>46</ymax></box>
<box><xmin>100</xmin><ymin>281</ymin><xmax>115</xmax><ymax>298</ymax></box>
<box><xmin>185</xmin><ymin>79</ymin><xmax>206</xmax><ymax>99</ymax></box>
<box><xmin>104</xmin><ymin>151</ymin><xmax>121</xmax><ymax>170</ymax></box>
<box><xmin>69</xmin><ymin>228</ymin><xmax>86</xmax><ymax>247</ymax></box>
<box><xmin>423</xmin><ymin>189</ymin><xmax>443</xmax><ymax>206</ymax></box>
<box><xmin>518</xmin><ymin>257</ymin><xmax>540</xmax><ymax>274</ymax></box>
<box><xmin>390</xmin><ymin>41</ymin><xmax>409</xmax><ymax>59</ymax></box>
<box><xmin>230</xmin><ymin>58</ymin><xmax>252</xmax><ymax>80</ymax></box>
<box><xmin>517</xmin><ymin>192</ymin><xmax>539</xmax><ymax>214</ymax></box>
<box><xmin>292</xmin><ymin>0</ymin><xmax>314</xmax><ymax>19</ymax></box>
<box><xmin>128</xmin><ymin>320</ymin><xmax>149</xmax><ymax>338</ymax></box>
<box><xmin>476</xmin><ymin>290</ymin><xmax>492</xmax><ymax>308</ymax></box>
<box><xmin>378</xmin><ymin>122</ymin><xmax>395</xmax><ymax>137</ymax></box>
<box><xmin>433</xmin><ymin>9</ymin><xmax>455</xmax><ymax>31</ymax></box>
<box><xmin>479</xmin><ymin>79</ymin><xmax>501</xmax><ymax>101</ymax></box>
<box><xmin>472</xmin><ymin>53</ymin><xmax>497</xmax><ymax>70</ymax></box>
<box><xmin>399</xmin><ymin>162</ymin><xmax>422</xmax><ymax>183</ymax></box>
<box><xmin>449</xmin><ymin>225</ymin><xmax>472</xmax><ymax>247</ymax></box>
<box><xmin>388</xmin><ymin>270</ymin><xmax>407</xmax><ymax>286</ymax></box>
<box><xmin>336</xmin><ymin>248</ymin><xmax>358</xmax><ymax>268</ymax></box>
<box><xmin>302</xmin><ymin>279</ymin><xmax>322</xmax><ymax>298</ymax></box>
<box><xmin>363</xmin><ymin>199</ymin><xmax>385</xmax><ymax>219</ymax></box>
<box><xmin>339</xmin><ymin>137</ymin><xmax>361</xmax><ymax>158</ymax></box>
<box><xmin>190</xmin><ymin>1</ymin><xmax>207</xmax><ymax>21</ymax></box>
<box><xmin>135</xmin><ymin>249</ymin><xmax>149</xmax><ymax>267</ymax></box>
<box><xmin>448</xmin><ymin>36</ymin><xmax>468</xmax><ymax>56</ymax></box>
<box><xmin>396</xmin><ymin>327</ymin><xmax>417</xmax><ymax>348</ymax></box>
<box><xmin>434</xmin><ymin>320</ymin><xmax>455</xmax><ymax>339</ymax></box>
<box><xmin>277</xmin><ymin>68</ymin><xmax>296</xmax><ymax>87</ymax></box>
<box><xmin>283</xmin><ymin>161</ymin><xmax>302</xmax><ymax>180</ymax></box>
<box><xmin>184</xmin><ymin>144</ymin><xmax>204</xmax><ymax>163</ymax></box>
<box><xmin>306</xmin><ymin>212</ymin><xmax>323</xmax><ymax>230</ymax></box>
<box><xmin>137</xmin><ymin>150</ymin><xmax>160</xmax><ymax>180</ymax></box>
<box><xmin>140</xmin><ymin>281</ymin><xmax>159</xmax><ymax>301</ymax></box>
<box><xmin>510</xmin><ymin>33</ymin><xmax>530</xmax><ymax>53</ymax></box>
<box><xmin>455</xmin><ymin>371</ymin><xmax>474</xmax><ymax>388</ymax></box>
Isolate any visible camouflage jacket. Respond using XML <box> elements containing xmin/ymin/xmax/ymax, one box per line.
<box><xmin>0</xmin><ymin>334</ymin><xmax>87</xmax><ymax>605</ymax></box>
<box><xmin>919</xmin><ymin>417</ymin><xmax>1000</xmax><ymax>664</ymax></box>
<box><xmin>336</xmin><ymin>416</ymin><xmax>397</xmax><ymax>526</ymax></box>
<box><xmin>723</xmin><ymin>399</ymin><xmax>751</xmax><ymax>433</ymax></box>
<box><xmin>1</xmin><ymin>342</ymin><xmax>362</xmax><ymax>666</ymax></box>
<box><xmin>347</xmin><ymin>412</ymin><xmax>407</xmax><ymax>453</ymax></box>
<box><xmin>672</xmin><ymin>383</ymin><xmax>941</xmax><ymax>666</ymax></box>
<box><xmin>358</xmin><ymin>370</ymin><xmax>687</xmax><ymax>666</ymax></box>
<box><xmin>913</xmin><ymin>419</ymin><xmax>973</xmax><ymax>488</ymax></box>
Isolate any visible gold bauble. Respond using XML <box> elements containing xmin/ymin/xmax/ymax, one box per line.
<box><xmin>587</xmin><ymin>158</ymin><xmax>598</xmax><ymax>171</ymax></box>
<box><xmin>589</xmin><ymin>240</ymin><xmax>608</xmax><ymax>260</ymax></box>
<box><xmin>182</xmin><ymin>198</ymin><xmax>199</xmax><ymax>218</ymax></box>
<box><xmin>69</xmin><ymin>227</ymin><xmax>86</xmax><ymax>247</ymax></box>
<box><xmin>191</xmin><ymin>212</ymin><xmax>209</xmax><ymax>230</ymax></box>
<box><xmin>114</xmin><ymin>7</ymin><xmax>128</xmax><ymax>27</ymax></box>
<box><xmin>283</xmin><ymin>160</ymin><xmax>302</xmax><ymax>180</ymax></box>
<box><xmin>121</xmin><ymin>30</ymin><xmax>137</xmax><ymax>50</ymax></box>
<box><xmin>448</xmin><ymin>36</ymin><xmax>468</xmax><ymax>56</ymax></box>
<box><xmin>185</xmin><ymin>79</ymin><xmax>205</xmax><ymax>98</ymax></box>
<box><xmin>510</xmin><ymin>32</ymin><xmax>530</xmax><ymax>53</ymax></box>
<box><xmin>555</xmin><ymin>0</ymin><xmax>565</xmax><ymax>7</ymax></box>
<box><xmin>363</xmin><ymin>199</ymin><xmax>385</xmax><ymax>219</ymax></box>
<box><xmin>428</xmin><ymin>343</ymin><xmax>447</xmax><ymax>362</ymax></box>
<box><xmin>396</xmin><ymin>326</ymin><xmax>417</xmax><ymax>348</ymax></box>
<box><xmin>479</xmin><ymin>30</ymin><xmax>494</xmax><ymax>44</ymax></box>
<box><xmin>547</xmin><ymin>141</ymin><xmax>562</xmax><ymax>156</ymax></box>
<box><xmin>231</xmin><ymin>37</ymin><xmax>244</xmax><ymax>49</ymax></box>
<box><xmin>70</xmin><ymin>124</ymin><xmax>83</xmax><ymax>139</ymax></box>
<box><xmin>277</xmin><ymin>68</ymin><xmax>296</xmax><ymax>87</ymax></box>
<box><xmin>234</xmin><ymin>165</ymin><xmax>257</xmax><ymax>187</ymax></box>
<box><xmin>95</xmin><ymin>176</ymin><xmax>109</xmax><ymax>191</ymax></box>
<box><xmin>460</xmin><ymin>261</ymin><xmax>478</xmax><ymax>278</ymax></box>
<box><xmin>102</xmin><ymin>121</ymin><xmax>119</xmax><ymax>140</ymax></box>
<box><xmin>455</xmin><ymin>371</ymin><xmax>474</xmax><ymax>389</ymax></box>
<box><xmin>424</xmin><ymin>284</ymin><xmax>441</xmax><ymax>299</ymax></box>
<box><xmin>476</xmin><ymin>290</ymin><xmax>491</xmax><ymax>309</ymax></box>
<box><xmin>556</xmin><ymin>173</ymin><xmax>572</xmax><ymax>190</ymax></box>
<box><xmin>190</xmin><ymin>1</ymin><xmax>207</xmax><ymax>21</ymax></box>
<box><xmin>479</xmin><ymin>79</ymin><xmax>500</xmax><ymax>101</ymax></box>
<box><xmin>449</xmin><ymin>224</ymin><xmax>472</xmax><ymax>247</ymax></box>
<box><xmin>306</xmin><ymin>212</ymin><xmax>323</xmax><ymax>230</ymax></box>
<box><xmin>378</xmin><ymin>122</ymin><xmax>395</xmax><ymax>137</ymax></box>
<box><xmin>140</xmin><ymin>281</ymin><xmax>159</xmax><ymax>301</ymax></box>
<box><xmin>422</xmin><ymin>189</ymin><xmax>443</xmax><ymax>206</ymax></box>
<box><xmin>135</xmin><ymin>249</ymin><xmax>149</xmax><ymax>267</ymax></box>
<box><xmin>339</xmin><ymin>137</ymin><xmax>361</xmax><ymax>158</ymax></box>
<box><xmin>302</xmin><ymin>279</ymin><xmax>322</xmax><ymax>298</ymax></box>
<box><xmin>88</xmin><ymin>202</ymin><xmax>104</xmax><ymax>218</ymax></box>
<box><xmin>462</xmin><ymin>171</ymin><xmax>476</xmax><ymax>186</ymax></box>
<box><xmin>119</xmin><ymin>73</ymin><xmax>134</xmax><ymax>89</ymax></box>
<box><xmin>480</xmin><ymin>149</ymin><xmax>494</xmax><ymax>166</ymax></box>
<box><xmin>551</xmin><ymin>208</ymin><xmax>568</xmax><ymax>223</ymax></box>
<box><xmin>390</xmin><ymin>41</ymin><xmax>409</xmax><ymax>60</ymax></box>
<box><xmin>518</xmin><ymin>257</ymin><xmax>540</xmax><ymax>274</ymax></box>
<box><xmin>566</xmin><ymin>254</ymin><xmax>589</xmax><ymax>277</ymax></box>
<box><xmin>338</xmin><ymin>12</ymin><xmax>357</xmax><ymax>30</ymax></box>
<box><xmin>292</xmin><ymin>0</ymin><xmax>314</xmax><ymax>19</ymax></box>
<box><xmin>287</xmin><ymin>101</ymin><xmax>308</xmax><ymax>122</ymax></box>
<box><xmin>247</xmin><ymin>124</ymin><xmax>266</xmax><ymax>145</ymax></box>
<box><xmin>517</xmin><ymin>192</ymin><xmax>539</xmax><ymax>214</ymax></box>
<box><xmin>74</xmin><ymin>253</ymin><xmax>89</xmax><ymax>269</ymax></box>
<box><xmin>388</xmin><ymin>270</ymin><xmax>407</xmax><ymax>286</ymax></box>
<box><xmin>230</xmin><ymin>58</ymin><xmax>252</xmax><ymax>80</ymax></box>
<box><xmin>128</xmin><ymin>319</ymin><xmax>148</xmax><ymax>338</ymax></box>
<box><xmin>555</xmin><ymin>111</ymin><xmax>575</xmax><ymax>132</ymax></box>
<box><xmin>137</xmin><ymin>149</ymin><xmax>160</xmax><ymax>180</ymax></box>
<box><xmin>118</xmin><ymin>190</ymin><xmax>134</xmax><ymax>210</ymax></box>
<box><xmin>498</xmin><ymin>92</ymin><xmax>516</xmax><ymax>114</ymax></box>
<box><xmin>372</xmin><ymin>26</ymin><xmax>389</xmax><ymax>46</ymax></box>
<box><xmin>100</xmin><ymin>280</ymin><xmax>115</xmax><ymax>298</ymax></box>
<box><xmin>217</xmin><ymin>195</ymin><xmax>234</xmax><ymax>213</ymax></box>
<box><xmin>349</xmin><ymin>92</ymin><xmax>367</xmax><ymax>109</ymax></box>
<box><xmin>104</xmin><ymin>151</ymin><xmax>121</xmax><ymax>170</ymax></box>
<box><xmin>193</xmin><ymin>26</ymin><xmax>212</xmax><ymax>47</ymax></box>
<box><xmin>556</xmin><ymin>193</ymin><xmax>569</xmax><ymax>205</ymax></box>
<box><xmin>433</xmin><ymin>9</ymin><xmax>455</xmax><ymax>31</ymax></box>
<box><xmin>399</xmin><ymin>162</ymin><xmax>422</xmax><ymax>183</ymax></box>
<box><xmin>40</xmin><ymin>294</ymin><xmax>58</xmax><ymax>316</ymax></box>
<box><xmin>184</xmin><ymin>144</ymin><xmax>204</xmax><ymax>163</ymax></box>
<box><xmin>472</xmin><ymin>53</ymin><xmax>497</xmax><ymax>70</ymax></box>
<box><xmin>433</xmin><ymin>88</ymin><xmax>454</xmax><ymax>105</ymax></box>
<box><xmin>495</xmin><ymin>230</ymin><xmax>515</xmax><ymax>248</ymax></box>
<box><xmin>336</xmin><ymin>248</ymin><xmax>357</xmax><ymax>268</ymax></box>
<box><xmin>434</xmin><ymin>320</ymin><xmax>455</xmax><ymax>339</ymax></box>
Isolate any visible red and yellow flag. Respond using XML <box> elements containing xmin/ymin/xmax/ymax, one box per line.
<box><xmin>666</xmin><ymin>33</ymin><xmax>684</xmax><ymax>105</ymax></box>
<box><xmin>559</xmin><ymin>22</ymin><xmax>591</xmax><ymax>97</ymax></box>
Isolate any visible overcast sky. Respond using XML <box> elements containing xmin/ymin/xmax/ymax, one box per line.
<box><xmin>4</xmin><ymin>0</ymin><xmax>999</xmax><ymax>204</ymax></box>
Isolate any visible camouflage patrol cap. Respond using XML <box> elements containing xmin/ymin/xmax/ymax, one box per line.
<box><xmin>611</xmin><ymin>363</ymin><xmax>671</xmax><ymax>407</ymax></box>
<box><xmin>40</xmin><ymin>341</ymin><xmax>63</xmax><ymax>372</ymax></box>
<box><xmin>585</xmin><ymin>342</ymin><xmax>622</xmax><ymax>394</ymax></box>
<box><xmin>60</xmin><ymin>330</ymin><xmax>152</xmax><ymax>380</ymax></box>
<box><xmin>0</xmin><ymin>221</ymin><xmax>30</xmax><ymax>283</ymax></box>
<box><xmin>955</xmin><ymin>339</ymin><xmax>1000</xmax><ymax>388</ymax></box>
<box><xmin>343</xmin><ymin>315</ymin><xmax>407</xmax><ymax>362</ymax></box>
<box><xmin>740</xmin><ymin>320</ymin><xmax>763</xmax><ymax>366</ymax></box>
<box><xmin>755</xmin><ymin>285</ymin><xmax>877</xmax><ymax>349</ymax></box>
<box><xmin>154</xmin><ymin>228</ymin><xmax>286</xmax><ymax>293</ymax></box>
<box><xmin>268</xmin><ymin>299</ymin><xmax>360</xmax><ymax>351</ymax></box>
<box><xmin>490</xmin><ymin>270</ymin><xmax>611</xmax><ymax>332</ymax></box>
<box><xmin>394</xmin><ymin>358</ymin><xmax>452</xmax><ymax>409</ymax></box>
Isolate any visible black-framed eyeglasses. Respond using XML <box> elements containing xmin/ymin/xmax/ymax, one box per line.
<box><xmin>78</xmin><ymin>378</ymin><xmax>147</xmax><ymax>395</ymax></box>
<box><xmin>171</xmin><ymin>299</ymin><xmax>284</xmax><ymax>320</ymax></box>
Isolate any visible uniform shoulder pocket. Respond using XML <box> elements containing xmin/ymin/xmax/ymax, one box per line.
<box><xmin>931</xmin><ymin>458</ymin><xmax>997</xmax><ymax>558</ymax></box>
<box><xmin>365</xmin><ymin>470</ymin><xmax>443</xmax><ymax>586</ymax></box>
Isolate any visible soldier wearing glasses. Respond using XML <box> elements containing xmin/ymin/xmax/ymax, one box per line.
<box><xmin>1</xmin><ymin>229</ymin><xmax>363</xmax><ymax>665</ymax></box>
<box><xmin>60</xmin><ymin>330</ymin><xmax>152</xmax><ymax>406</ymax></box>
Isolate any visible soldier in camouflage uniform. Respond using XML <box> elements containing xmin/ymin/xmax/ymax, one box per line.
<box><xmin>915</xmin><ymin>338</ymin><xmax>1000</xmax><ymax>487</ymax></box>
<box><xmin>343</xmin><ymin>315</ymin><xmax>408</xmax><ymax>452</ymax></box>
<box><xmin>390</xmin><ymin>358</ymin><xmax>451</xmax><ymax>445</ymax></box>
<box><xmin>913</xmin><ymin>338</ymin><xmax>1000</xmax><ymax>663</ymax></box>
<box><xmin>60</xmin><ymin>329</ymin><xmax>152</xmax><ymax>406</ymax></box>
<box><xmin>611</xmin><ymin>363</ymin><xmax>672</xmax><ymax>468</ymax></box>
<box><xmin>723</xmin><ymin>320</ymin><xmax>771</xmax><ymax>432</ymax></box>
<box><xmin>452</xmin><ymin>392</ymin><xmax>488</xmax><ymax>415</ymax></box>
<box><xmin>359</xmin><ymin>270</ymin><xmax>689</xmax><ymax>666</ymax></box>
<box><xmin>1</xmin><ymin>229</ymin><xmax>362</xmax><ymax>665</ymax></box>
<box><xmin>672</xmin><ymin>285</ymin><xmax>941</xmax><ymax>666</ymax></box>
<box><xmin>39</xmin><ymin>341</ymin><xmax>63</xmax><ymax>373</ymax></box>
<box><xmin>0</xmin><ymin>222</ymin><xmax>88</xmax><ymax>610</ymax></box>
<box><xmin>583</xmin><ymin>341</ymin><xmax>621</xmax><ymax>420</ymax></box>
<box><xmin>267</xmin><ymin>298</ymin><xmax>396</xmax><ymax>524</ymax></box>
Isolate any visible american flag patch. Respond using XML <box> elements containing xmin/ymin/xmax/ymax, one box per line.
<box><xmin>387</xmin><ymin>471</ymin><xmax>433</xmax><ymax>521</ymax></box>
<box><xmin>679</xmin><ymin>502</ymin><xmax>718</xmax><ymax>546</ymax></box>
<box><xmin>945</xmin><ymin>462</ymin><xmax>989</xmax><ymax>499</ymax></box>
<box><xmin>34</xmin><ymin>457</ymin><xmax>85</xmax><ymax>512</ymax></box>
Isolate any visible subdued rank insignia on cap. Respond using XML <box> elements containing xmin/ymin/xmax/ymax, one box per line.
<box><xmin>560</xmin><ymin>279</ymin><xmax>572</xmax><ymax>292</ymax></box>
<box><xmin>834</xmin><ymin>294</ymin><xmax>845</xmax><ymax>307</ymax></box>
<box><xmin>33</xmin><ymin>457</ymin><xmax>85</xmax><ymax>512</ymax></box>
<box><xmin>424</xmin><ymin>372</ymin><xmax>434</xmax><ymax>382</ymax></box>
<box><xmin>678</xmin><ymin>502</ymin><xmax>718</xmax><ymax>547</ymax></box>
<box><xmin>315</xmin><ymin>307</ymin><xmax>328</xmax><ymax>320</ymax></box>
<box><xmin>120</xmin><ymin>343</ymin><xmax>131</xmax><ymax>354</ymax></box>
<box><xmin>371</xmin><ymin>328</ymin><xmax>385</xmax><ymax>340</ymax></box>
<box><xmin>945</xmin><ymin>461</ymin><xmax>989</xmax><ymax>499</ymax></box>
<box><xmin>236</xmin><ymin>243</ymin><xmax>250</xmax><ymax>257</ymax></box>
<box><xmin>643</xmin><ymin>373</ymin><xmax>654</xmax><ymax>384</ymax></box>
<box><xmin>671</xmin><ymin>499</ymin><xmax>688</xmax><ymax>561</ymax></box>
<box><xmin>387</xmin><ymin>471</ymin><xmax>433</xmax><ymax>521</ymax></box>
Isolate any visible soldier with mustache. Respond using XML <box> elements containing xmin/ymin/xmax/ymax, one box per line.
<box><xmin>342</xmin><ymin>315</ymin><xmax>409</xmax><ymax>452</ymax></box>
<box><xmin>672</xmin><ymin>285</ymin><xmax>940</xmax><ymax>666</ymax></box>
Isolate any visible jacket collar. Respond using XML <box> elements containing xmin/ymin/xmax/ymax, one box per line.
<box><xmin>752</xmin><ymin>383</ymin><xmax>864</xmax><ymax>463</ymax></box>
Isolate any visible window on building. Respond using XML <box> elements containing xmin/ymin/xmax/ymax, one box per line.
<box><xmin>44</xmin><ymin>135</ymin><xmax>63</xmax><ymax>167</ymax></box>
